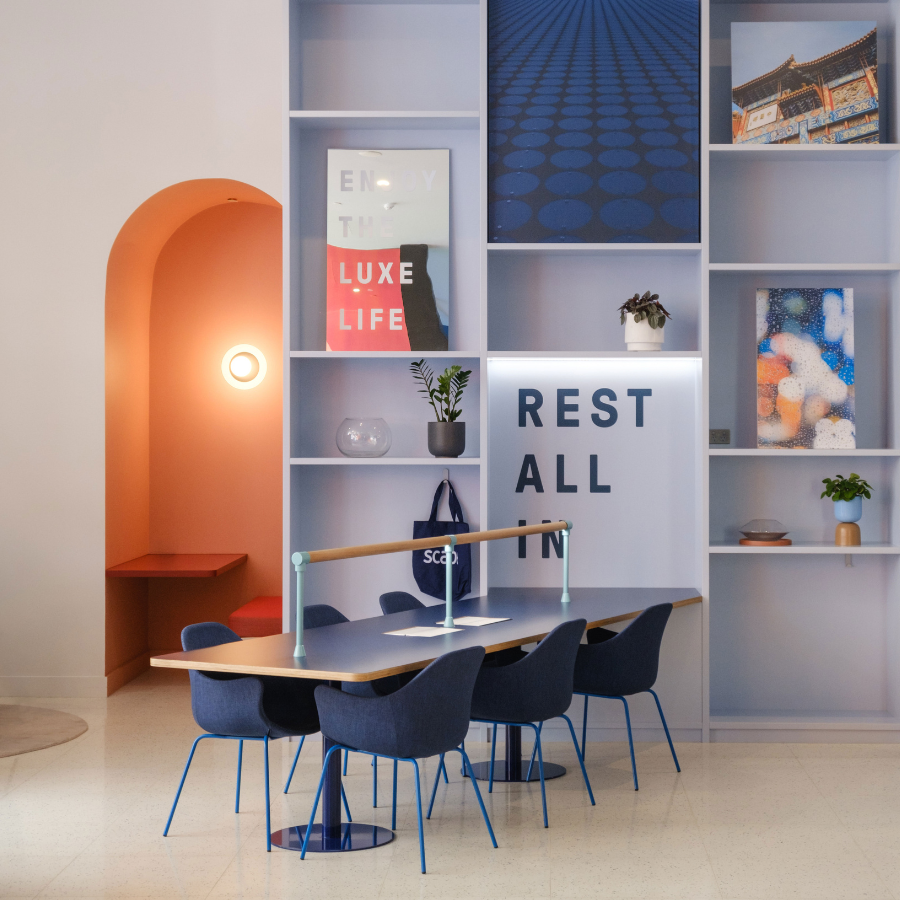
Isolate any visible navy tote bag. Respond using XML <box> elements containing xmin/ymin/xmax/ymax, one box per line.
<box><xmin>412</xmin><ymin>480</ymin><xmax>471</xmax><ymax>601</ymax></box>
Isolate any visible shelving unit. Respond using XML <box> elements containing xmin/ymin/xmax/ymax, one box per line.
<box><xmin>286</xmin><ymin>0</ymin><xmax>900</xmax><ymax>742</ymax></box>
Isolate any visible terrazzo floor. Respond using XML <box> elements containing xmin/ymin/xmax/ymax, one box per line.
<box><xmin>2</xmin><ymin>668</ymin><xmax>900</xmax><ymax>899</ymax></box>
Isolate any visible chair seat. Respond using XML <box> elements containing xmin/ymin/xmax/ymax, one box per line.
<box><xmin>228</xmin><ymin>596</ymin><xmax>282</xmax><ymax>638</ymax></box>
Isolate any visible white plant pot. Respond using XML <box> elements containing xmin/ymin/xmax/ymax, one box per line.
<box><xmin>623</xmin><ymin>316</ymin><xmax>665</xmax><ymax>351</ymax></box>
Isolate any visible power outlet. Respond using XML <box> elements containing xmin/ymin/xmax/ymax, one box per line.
<box><xmin>709</xmin><ymin>429</ymin><xmax>731</xmax><ymax>445</ymax></box>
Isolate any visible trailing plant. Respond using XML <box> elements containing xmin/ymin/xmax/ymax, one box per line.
<box><xmin>820</xmin><ymin>472</ymin><xmax>872</xmax><ymax>502</ymax></box>
<box><xmin>410</xmin><ymin>359</ymin><xmax>471</xmax><ymax>423</ymax></box>
<box><xmin>619</xmin><ymin>291</ymin><xmax>671</xmax><ymax>329</ymax></box>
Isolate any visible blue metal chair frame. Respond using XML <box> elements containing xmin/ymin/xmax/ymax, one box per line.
<box><xmin>473</xmin><ymin>714</ymin><xmax>594</xmax><ymax>828</ymax></box>
<box><xmin>163</xmin><ymin>733</ymin><xmax>272</xmax><ymax>851</ymax></box>
<box><xmin>281</xmin><ymin>734</ymin><xmax>353</xmax><ymax>818</ymax></box>
<box><xmin>302</xmin><ymin>743</ymin><xmax>496</xmax><ymax>873</ymax></box>
<box><xmin>577</xmin><ymin>689</ymin><xmax>680</xmax><ymax>791</ymax></box>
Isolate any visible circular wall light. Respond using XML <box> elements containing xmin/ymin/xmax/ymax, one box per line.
<box><xmin>222</xmin><ymin>344</ymin><xmax>267</xmax><ymax>390</ymax></box>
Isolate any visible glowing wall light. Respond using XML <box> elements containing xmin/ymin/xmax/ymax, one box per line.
<box><xmin>222</xmin><ymin>344</ymin><xmax>267</xmax><ymax>390</ymax></box>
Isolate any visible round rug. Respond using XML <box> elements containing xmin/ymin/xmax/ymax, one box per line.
<box><xmin>0</xmin><ymin>705</ymin><xmax>88</xmax><ymax>757</ymax></box>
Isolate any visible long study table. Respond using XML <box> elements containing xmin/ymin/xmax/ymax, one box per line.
<box><xmin>152</xmin><ymin>587</ymin><xmax>701</xmax><ymax>851</ymax></box>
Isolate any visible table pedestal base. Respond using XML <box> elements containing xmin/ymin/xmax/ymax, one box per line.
<box><xmin>469</xmin><ymin>724</ymin><xmax>567</xmax><ymax>783</ymax></box>
<box><xmin>271</xmin><ymin>823</ymin><xmax>394</xmax><ymax>852</ymax></box>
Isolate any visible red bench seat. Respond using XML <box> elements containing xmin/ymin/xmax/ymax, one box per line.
<box><xmin>228</xmin><ymin>596</ymin><xmax>282</xmax><ymax>638</ymax></box>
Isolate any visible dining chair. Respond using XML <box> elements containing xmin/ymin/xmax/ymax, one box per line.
<box><xmin>283</xmin><ymin>603</ymin><xmax>401</xmax><ymax>806</ymax></box>
<box><xmin>163</xmin><ymin>622</ymin><xmax>343</xmax><ymax>851</ymax></box>
<box><xmin>301</xmin><ymin>645</ymin><xmax>496</xmax><ymax>873</ymax></box>
<box><xmin>573</xmin><ymin>603</ymin><xmax>680</xmax><ymax>791</ymax></box>
<box><xmin>468</xmin><ymin>619</ymin><xmax>594</xmax><ymax>828</ymax></box>
<box><xmin>378</xmin><ymin>591</ymin><xmax>424</xmax><ymax>614</ymax></box>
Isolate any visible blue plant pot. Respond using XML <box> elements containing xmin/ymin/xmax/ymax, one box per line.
<box><xmin>834</xmin><ymin>496</ymin><xmax>863</xmax><ymax>523</ymax></box>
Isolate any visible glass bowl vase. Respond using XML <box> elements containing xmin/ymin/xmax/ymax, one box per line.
<box><xmin>335</xmin><ymin>418</ymin><xmax>392</xmax><ymax>458</ymax></box>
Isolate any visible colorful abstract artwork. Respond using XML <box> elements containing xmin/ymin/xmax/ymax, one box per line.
<box><xmin>487</xmin><ymin>0</ymin><xmax>700</xmax><ymax>243</ymax></box>
<box><xmin>757</xmin><ymin>289</ymin><xmax>855</xmax><ymax>449</ymax></box>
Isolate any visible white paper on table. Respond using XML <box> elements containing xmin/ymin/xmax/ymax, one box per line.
<box><xmin>436</xmin><ymin>617</ymin><xmax>511</xmax><ymax>627</ymax></box>
<box><xmin>385</xmin><ymin>626</ymin><xmax>464</xmax><ymax>637</ymax></box>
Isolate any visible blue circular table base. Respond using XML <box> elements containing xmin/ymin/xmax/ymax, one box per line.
<box><xmin>271</xmin><ymin>823</ymin><xmax>394</xmax><ymax>852</ymax></box>
<box><xmin>467</xmin><ymin>760</ymin><xmax>566</xmax><ymax>782</ymax></box>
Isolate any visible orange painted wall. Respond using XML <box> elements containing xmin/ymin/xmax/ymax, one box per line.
<box><xmin>147</xmin><ymin>202</ymin><xmax>283</xmax><ymax>654</ymax></box>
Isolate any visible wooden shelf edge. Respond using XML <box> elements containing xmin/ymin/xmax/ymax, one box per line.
<box><xmin>106</xmin><ymin>553</ymin><xmax>248</xmax><ymax>578</ymax></box>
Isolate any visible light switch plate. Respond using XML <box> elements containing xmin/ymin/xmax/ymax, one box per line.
<box><xmin>709</xmin><ymin>429</ymin><xmax>730</xmax><ymax>445</ymax></box>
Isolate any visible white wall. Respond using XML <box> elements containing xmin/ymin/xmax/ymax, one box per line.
<box><xmin>0</xmin><ymin>0</ymin><xmax>282</xmax><ymax>696</ymax></box>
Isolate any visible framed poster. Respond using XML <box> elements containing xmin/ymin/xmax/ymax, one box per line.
<box><xmin>326</xmin><ymin>148</ymin><xmax>449</xmax><ymax>351</ymax></box>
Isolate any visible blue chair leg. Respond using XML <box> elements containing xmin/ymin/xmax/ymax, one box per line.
<box><xmin>373</xmin><ymin>755</ymin><xmax>377</xmax><ymax>808</ymax></box>
<box><xmin>531</xmin><ymin>724</ymin><xmax>548</xmax><ymax>828</ymax></box>
<box><xmin>648</xmin><ymin>689</ymin><xmax>680</xmax><ymax>773</ymax></box>
<box><xmin>458</xmin><ymin>748</ymin><xmax>498</xmax><ymax>848</ymax></box>
<box><xmin>343</xmin><ymin>749</ymin><xmax>348</xmax><ymax>776</ymax></box>
<box><xmin>560</xmin><ymin>714</ymin><xmax>595</xmax><ymax>805</ymax></box>
<box><xmin>411</xmin><ymin>759</ymin><xmax>426</xmax><ymax>874</ymax></box>
<box><xmin>525</xmin><ymin>722</ymin><xmax>542</xmax><ymax>781</ymax></box>
<box><xmin>581</xmin><ymin>694</ymin><xmax>589</xmax><ymax>759</ymax></box>
<box><xmin>263</xmin><ymin>735</ymin><xmax>271</xmax><ymax>852</ymax></box>
<box><xmin>235</xmin><ymin>740</ymin><xmax>243</xmax><ymax>813</ymax></box>
<box><xmin>341</xmin><ymin>783</ymin><xmax>353</xmax><ymax>822</ymax></box>
<box><xmin>427</xmin><ymin>753</ymin><xmax>445</xmax><ymax>819</ymax></box>
<box><xmin>164</xmin><ymin>734</ymin><xmax>209</xmax><ymax>836</ymax></box>
<box><xmin>618</xmin><ymin>696</ymin><xmax>638</xmax><ymax>791</ymax></box>
<box><xmin>488</xmin><ymin>724</ymin><xmax>498</xmax><ymax>793</ymax></box>
<box><xmin>391</xmin><ymin>759</ymin><xmax>398</xmax><ymax>830</ymax></box>
<box><xmin>300</xmin><ymin>744</ymin><xmax>342</xmax><ymax>859</ymax></box>
<box><xmin>283</xmin><ymin>735</ymin><xmax>305</xmax><ymax>793</ymax></box>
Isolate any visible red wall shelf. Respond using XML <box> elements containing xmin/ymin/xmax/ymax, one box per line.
<box><xmin>106</xmin><ymin>554</ymin><xmax>248</xmax><ymax>578</ymax></box>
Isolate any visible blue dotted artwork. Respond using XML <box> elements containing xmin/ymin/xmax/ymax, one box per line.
<box><xmin>488</xmin><ymin>0</ymin><xmax>700</xmax><ymax>243</ymax></box>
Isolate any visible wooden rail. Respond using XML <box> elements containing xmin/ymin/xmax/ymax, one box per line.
<box><xmin>304</xmin><ymin>520</ymin><xmax>570</xmax><ymax>564</ymax></box>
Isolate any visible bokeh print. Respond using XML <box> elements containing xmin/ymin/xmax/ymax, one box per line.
<box><xmin>757</xmin><ymin>288</ymin><xmax>855</xmax><ymax>449</ymax></box>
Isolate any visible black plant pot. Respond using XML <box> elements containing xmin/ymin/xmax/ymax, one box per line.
<box><xmin>428</xmin><ymin>421</ymin><xmax>466</xmax><ymax>458</ymax></box>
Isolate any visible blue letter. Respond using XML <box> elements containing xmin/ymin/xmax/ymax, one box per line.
<box><xmin>556</xmin><ymin>455</ymin><xmax>577</xmax><ymax>493</ymax></box>
<box><xmin>519</xmin><ymin>390</ymin><xmax>543</xmax><ymax>427</ymax></box>
<box><xmin>591</xmin><ymin>389</ymin><xmax>617</xmax><ymax>427</ymax></box>
<box><xmin>627</xmin><ymin>389</ymin><xmax>652</xmax><ymax>426</ymax></box>
<box><xmin>590</xmin><ymin>455</ymin><xmax>611</xmax><ymax>493</ymax></box>
<box><xmin>557</xmin><ymin>389</ymin><xmax>579</xmax><ymax>427</ymax></box>
<box><xmin>516</xmin><ymin>455</ymin><xmax>544</xmax><ymax>492</ymax></box>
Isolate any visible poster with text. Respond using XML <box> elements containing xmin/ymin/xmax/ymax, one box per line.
<box><xmin>488</xmin><ymin>359</ymin><xmax>700</xmax><ymax>589</ymax></box>
<box><xmin>326</xmin><ymin>149</ymin><xmax>449</xmax><ymax>351</ymax></box>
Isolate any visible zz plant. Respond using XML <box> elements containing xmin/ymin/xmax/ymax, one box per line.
<box><xmin>619</xmin><ymin>291</ymin><xmax>671</xmax><ymax>329</ymax></box>
<box><xmin>820</xmin><ymin>472</ymin><xmax>872</xmax><ymax>502</ymax></box>
<box><xmin>410</xmin><ymin>359</ymin><xmax>471</xmax><ymax>422</ymax></box>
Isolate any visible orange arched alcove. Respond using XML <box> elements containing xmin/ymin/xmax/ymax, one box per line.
<box><xmin>106</xmin><ymin>179</ymin><xmax>282</xmax><ymax>694</ymax></box>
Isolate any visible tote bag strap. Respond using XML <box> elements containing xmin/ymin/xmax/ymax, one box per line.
<box><xmin>427</xmin><ymin>479</ymin><xmax>466</xmax><ymax>524</ymax></box>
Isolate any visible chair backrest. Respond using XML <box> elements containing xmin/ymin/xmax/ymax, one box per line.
<box><xmin>304</xmin><ymin>604</ymin><xmax>349</xmax><ymax>629</ymax></box>
<box><xmin>379</xmin><ymin>591</ymin><xmax>425</xmax><ymax>615</ymax></box>
<box><xmin>387</xmin><ymin>645</ymin><xmax>485</xmax><ymax>759</ymax></box>
<box><xmin>182</xmin><ymin>622</ymin><xmax>241</xmax><ymax>652</ymax></box>
<box><xmin>577</xmin><ymin>603</ymin><xmax>672</xmax><ymax>696</ymax></box>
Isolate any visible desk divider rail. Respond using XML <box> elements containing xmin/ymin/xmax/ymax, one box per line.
<box><xmin>290</xmin><ymin>520</ymin><xmax>573</xmax><ymax>659</ymax></box>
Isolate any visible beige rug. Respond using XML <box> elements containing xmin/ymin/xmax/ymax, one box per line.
<box><xmin>0</xmin><ymin>705</ymin><xmax>88</xmax><ymax>757</ymax></box>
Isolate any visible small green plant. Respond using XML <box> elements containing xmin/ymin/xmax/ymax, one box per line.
<box><xmin>410</xmin><ymin>359</ymin><xmax>471</xmax><ymax>423</ymax></box>
<box><xmin>821</xmin><ymin>473</ymin><xmax>873</xmax><ymax>502</ymax></box>
<box><xmin>619</xmin><ymin>291</ymin><xmax>671</xmax><ymax>329</ymax></box>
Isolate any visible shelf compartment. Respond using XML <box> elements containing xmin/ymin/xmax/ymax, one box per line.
<box><xmin>710</xmin><ymin>542</ymin><xmax>900</xmax><ymax>554</ymax></box>
<box><xmin>289</xmin><ymin>111</ymin><xmax>479</xmax><ymax>130</ymax></box>
<box><xmin>290</xmin><ymin>356</ymin><xmax>481</xmax><ymax>460</ymax></box>
<box><xmin>290</xmin><ymin>457</ymin><xmax>480</xmax><ymax>466</ymax></box>
<box><xmin>488</xmin><ymin>250</ymin><xmax>701</xmax><ymax>353</ymax></box>
<box><xmin>106</xmin><ymin>554</ymin><xmax>248</xmax><ymax>578</ymax></box>
<box><xmin>289</xmin><ymin>1</ymin><xmax>478</xmax><ymax>112</ymax></box>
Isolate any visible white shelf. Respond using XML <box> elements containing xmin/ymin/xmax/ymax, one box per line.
<box><xmin>290</xmin><ymin>351</ymin><xmax>478</xmax><ymax>359</ymax></box>
<box><xmin>710</xmin><ymin>143</ymin><xmax>900</xmax><ymax>162</ymax></box>
<box><xmin>289</xmin><ymin>457</ymin><xmax>481</xmax><ymax>466</ymax></box>
<box><xmin>710</xmin><ymin>449</ymin><xmax>900</xmax><ymax>457</ymax></box>
<box><xmin>709</xmin><ymin>263</ymin><xmax>900</xmax><ymax>273</ymax></box>
<box><xmin>487</xmin><ymin>243</ymin><xmax>702</xmax><ymax>255</ymax></box>
<box><xmin>488</xmin><ymin>351</ymin><xmax>702</xmax><ymax>359</ymax></box>
<box><xmin>710</xmin><ymin>712</ymin><xmax>900</xmax><ymax>731</ymax></box>
<box><xmin>289</xmin><ymin>110</ymin><xmax>479</xmax><ymax>130</ymax></box>
<box><xmin>710</xmin><ymin>542</ymin><xmax>900</xmax><ymax>554</ymax></box>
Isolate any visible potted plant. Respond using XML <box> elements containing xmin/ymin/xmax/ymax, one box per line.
<box><xmin>619</xmin><ymin>291</ymin><xmax>671</xmax><ymax>351</ymax></box>
<box><xmin>821</xmin><ymin>472</ymin><xmax>872</xmax><ymax>546</ymax></box>
<box><xmin>410</xmin><ymin>359</ymin><xmax>471</xmax><ymax>457</ymax></box>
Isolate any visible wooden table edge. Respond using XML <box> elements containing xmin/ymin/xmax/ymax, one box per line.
<box><xmin>149</xmin><ymin>593</ymin><xmax>702</xmax><ymax>681</ymax></box>
<box><xmin>106</xmin><ymin>554</ymin><xmax>248</xmax><ymax>578</ymax></box>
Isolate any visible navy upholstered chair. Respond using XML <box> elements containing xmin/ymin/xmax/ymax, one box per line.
<box><xmin>283</xmin><ymin>603</ymin><xmax>401</xmax><ymax>805</ymax></box>
<box><xmin>301</xmin><ymin>646</ymin><xmax>496</xmax><ymax>873</ymax></box>
<box><xmin>164</xmin><ymin>622</ymin><xmax>332</xmax><ymax>851</ymax></box>
<box><xmin>469</xmin><ymin>619</ymin><xmax>594</xmax><ymax>828</ymax></box>
<box><xmin>574</xmin><ymin>603</ymin><xmax>680</xmax><ymax>791</ymax></box>
<box><xmin>379</xmin><ymin>591</ymin><xmax>424</xmax><ymax>615</ymax></box>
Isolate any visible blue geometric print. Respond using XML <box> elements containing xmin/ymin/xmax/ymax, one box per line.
<box><xmin>488</xmin><ymin>0</ymin><xmax>700</xmax><ymax>243</ymax></box>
